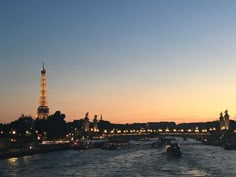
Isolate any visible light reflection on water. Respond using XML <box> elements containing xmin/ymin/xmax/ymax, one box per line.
<box><xmin>184</xmin><ymin>169</ymin><xmax>209</xmax><ymax>177</ymax></box>
<box><xmin>0</xmin><ymin>138</ymin><xmax>236</xmax><ymax>177</ymax></box>
<box><xmin>8</xmin><ymin>157</ymin><xmax>18</xmax><ymax>166</ymax></box>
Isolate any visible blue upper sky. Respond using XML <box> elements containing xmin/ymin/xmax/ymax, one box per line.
<box><xmin>1</xmin><ymin>0</ymin><xmax>236</xmax><ymax>123</ymax></box>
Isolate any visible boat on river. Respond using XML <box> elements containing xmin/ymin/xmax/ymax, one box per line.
<box><xmin>102</xmin><ymin>138</ymin><xmax>129</xmax><ymax>150</ymax></box>
<box><xmin>166</xmin><ymin>143</ymin><xmax>181</xmax><ymax>157</ymax></box>
<box><xmin>102</xmin><ymin>142</ymin><xmax>129</xmax><ymax>150</ymax></box>
<box><xmin>224</xmin><ymin>143</ymin><xmax>236</xmax><ymax>150</ymax></box>
<box><xmin>72</xmin><ymin>141</ymin><xmax>94</xmax><ymax>150</ymax></box>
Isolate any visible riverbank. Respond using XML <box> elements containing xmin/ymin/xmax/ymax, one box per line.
<box><xmin>0</xmin><ymin>139</ymin><xmax>109</xmax><ymax>159</ymax></box>
<box><xmin>0</xmin><ymin>143</ymin><xmax>71</xmax><ymax>159</ymax></box>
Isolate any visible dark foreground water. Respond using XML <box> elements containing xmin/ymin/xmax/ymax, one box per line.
<box><xmin>0</xmin><ymin>138</ymin><xmax>236</xmax><ymax>177</ymax></box>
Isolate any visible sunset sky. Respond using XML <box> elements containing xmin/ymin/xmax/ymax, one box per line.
<box><xmin>1</xmin><ymin>0</ymin><xmax>236</xmax><ymax>124</ymax></box>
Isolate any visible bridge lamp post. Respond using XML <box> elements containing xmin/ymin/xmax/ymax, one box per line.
<box><xmin>195</xmin><ymin>127</ymin><xmax>199</xmax><ymax>133</ymax></box>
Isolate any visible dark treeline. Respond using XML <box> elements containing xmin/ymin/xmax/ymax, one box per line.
<box><xmin>0</xmin><ymin>111</ymin><xmax>67</xmax><ymax>141</ymax></box>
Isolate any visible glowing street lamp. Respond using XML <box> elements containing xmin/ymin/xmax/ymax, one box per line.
<box><xmin>195</xmin><ymin>127</ymin><xmax>199</xmax><ymax>133</ymax></box>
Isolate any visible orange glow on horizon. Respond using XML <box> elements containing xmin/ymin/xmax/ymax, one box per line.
<box><xmin>2</xmin><ymin>72</ymin><xmax>236</xmax><ymax>124</ymax></box>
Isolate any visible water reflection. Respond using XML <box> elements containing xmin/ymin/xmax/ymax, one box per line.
<box><xmin>1</xmin><ymin>138</ymin><xmax>236</xmax><ymax>177</ymax></box>
<box><xmin>8</xmin><ymin>157</ymin><xmax>18</xmax><ymax>166</ymax></box>
<box><xmin>23</xmin><ymin>155</ymin><xmax>31</xmax><ymax>164</ymax></box>
<box><xmin>185</xmin><ymin>169</ymin><xmax>209</xmax><ymax>176</ymax></box>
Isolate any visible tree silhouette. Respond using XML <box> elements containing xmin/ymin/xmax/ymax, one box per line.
<box><xmin>10</xmin><ymin>115</ymin><xmax>33</xmax><ymax>136</ymax></box>
<box><xmin>46</xmin><ymin>111</ymin><xmax>66</xmax><ymax>140</ymax></box>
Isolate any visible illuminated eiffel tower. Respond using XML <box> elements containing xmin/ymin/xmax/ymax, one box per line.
<box><xmin>37</xmin><ymin>63</ymin><xmax>49</xmax><ymax>119</ymax></box>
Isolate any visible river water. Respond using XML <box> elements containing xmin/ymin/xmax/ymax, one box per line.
<box><xmin>0</xmin><ymin>138</ymin><xmax>236</xmax><ymax>177</ymax></box>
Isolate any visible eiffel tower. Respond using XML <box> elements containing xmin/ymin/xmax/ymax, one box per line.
<box><xmin>37</xmin><ymin>63</ymin><xmax>49</xmax><ymax>119</ymax></box>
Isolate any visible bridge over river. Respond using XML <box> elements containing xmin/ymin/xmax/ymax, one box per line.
<box><xmin>105</xmin><ymin>132</ymin><xmax>210</xmax><ymax>142</ymax></box>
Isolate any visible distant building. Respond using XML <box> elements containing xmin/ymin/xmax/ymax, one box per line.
<box><xmin>100</xmin><ymin>114</ymin><xmax>103</xmax><ymax>122</ymax></box>
<box><xmin>37</xmin><ymin>63</ymin><xmax>49</xmax><ymax>119</ymax></box>
<box><xmin>147</xmin><ymin>122</ymin><xmax>176</xmax><ymax>129</ymax></box>
<box><xmin>83</xmin><ymin>112</ymin><xmax>90</xmax><ymax>132</ymax></box>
